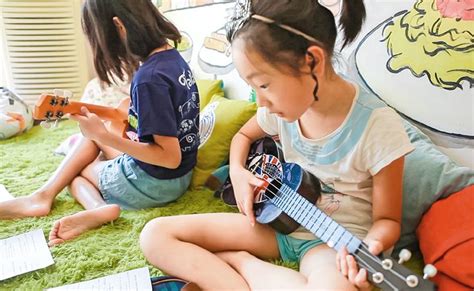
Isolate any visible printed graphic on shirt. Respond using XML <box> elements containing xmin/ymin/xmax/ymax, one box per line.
<box><xmin>180</xmin><ymin>133</ymin><xmax>199</xmax><ymax>152</ymax></box>
<box><xmin>176</xmin><ymin>69</ymin><xmax>199</xmax><ymax>152</ymax></box>
<box><xmin>285</xmin><ymin>93</ymin><xmax>384</xmax><ymax>165</ymax></box>
<box><xmin>178</xmin><ymin>119</ymin><xmax>194</xmax><ymax>135</ymax></box>
<box><xmin>318</xmin><ymin>181</ymin><xmax>344</xmax><ymax>216</ymax></box>
<box><xmin>176</xmin><ymin>80</ymin><xmax>199</xmax><ymax>152</ymax></box>
<box><xmin>178</xmin><ymin>69</ymin><xmax>196</xmax><ymax>90</ymax></box>
<box><xmin>178</xmin><ymin>116</ymin><xmax>199</xmax><ymax>152</ymax></box>
<box><xmin>287</xmin><ymin>110</ymin><xmax>370</xmax><ymax>165</ymax></box>
<box><xmin>178</xmin><ymin>91</ymin><xmax>199</xmax><ymax>118</ymax></box>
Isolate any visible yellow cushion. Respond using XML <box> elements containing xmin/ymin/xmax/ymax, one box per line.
<box><xmin>195</xmin><ymin>79</ymin><xmax>224</xmax><ymax>110</ymax></box>
<box><xmin>192</xmin><ymin>94</ymin><xmax>257</xmax><ymax>188</ymax></box>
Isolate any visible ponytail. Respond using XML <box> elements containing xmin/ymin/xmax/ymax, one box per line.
<box><xmin>339</xmin><ymin>0</ymin><xmax>366</xmax><ymax>48</ymax></box>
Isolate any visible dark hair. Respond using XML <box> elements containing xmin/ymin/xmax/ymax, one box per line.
<box><xmin>82</xmin><ymin>0</ymin><xmax>181</xmax><ymax>85</ymax></box>
<box><xmin>227</xmin><ymin>0</ymin><xmax>366</xmax><ymax>75</ymax></box>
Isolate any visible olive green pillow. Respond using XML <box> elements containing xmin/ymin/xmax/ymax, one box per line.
<box><xmin>195</xmin><ymin>79</ymin><xmax>224</xmax><ymax>110</ymax></box>
<box><xmin>191</xmin><ymin>94</ymin><xmax>257</xmax><ymax>188</ymax></box>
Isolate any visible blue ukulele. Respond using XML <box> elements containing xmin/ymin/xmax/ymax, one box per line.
<box><xmin>241</xmin><ymin>137</ymin><xmax>437</xmax><ymax>290</ymax></box>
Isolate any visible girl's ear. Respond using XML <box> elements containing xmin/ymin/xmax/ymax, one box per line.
<box><xmin>305</xmin><ymin>45</ymin><xmax>327</xmax><ymax>76</ymax></box>
<box><xmin>112</xmin><ymin>16</ymin><xmax>127</xmax><ymax>40</ymax></box>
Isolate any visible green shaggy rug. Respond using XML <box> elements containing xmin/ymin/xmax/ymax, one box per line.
<box><xmin>0</xmin><ymin>121</ymin><xmax>236</xmax><ymax>290</ymax></box>
<box><xmin>0</xmin><ymin>121</ymin><xmax>423</xmax><ymax>290</ymax></box>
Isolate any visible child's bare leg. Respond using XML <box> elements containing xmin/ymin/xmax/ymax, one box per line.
<box><xmin>140</xmin><ymin>213</ymin><xmax>280</xmax><ymax>290</ymax></box>
<box><xmin>49</xmin><ymin>156</ymin><xmax>121</xmax><ymax>246</ymax></box>
<box><xmin>218</xmin><ymin>244</ymin><xmax>356</xmax><ymax>290</ymax></box>
<box><xmin>300</xmin><ymin>245</ymin><xmax>356</xmax><ymax>290</ymax></box>
<box><xmin>0</xmin><ymin>136</ymin><xmax>102</xmax><ymax>219</ymax></box>
<box><xmin>67</xmin><ymin>143</ymin><xmax>121</xmax><ymax>209</ymax></box>
<box><xmin>69</xmin><ymin>176</ymin><xmax>107</xmax><ymax>209</ymax></box>
<box><xmin>216</xmin><ymin>251</ymin><xmax>307</xmax><ymax>289</ymax></box>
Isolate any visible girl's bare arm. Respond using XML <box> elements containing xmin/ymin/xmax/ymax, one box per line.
<box><xmin>229</xmin><ymin>115</ymin><xmax>266</xmax><ymax>173</ymax></box>
<box><xmin>365</xmin><ymin>156</ymin><xmax>405</xmax><ymax>250</ymax></box>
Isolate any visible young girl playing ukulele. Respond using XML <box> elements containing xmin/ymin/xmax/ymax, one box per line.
<box><xmin>140</xmin><ymin>0</ymin><xmax>415</xmax><ymax>289</ymax></box>
<box><xmin>0</xmin><ymin>0</ymin><xmax>200</xmax><ymax>246</ymax></box>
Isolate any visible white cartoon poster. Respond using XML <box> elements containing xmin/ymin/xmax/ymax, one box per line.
<box><xmin>161</xmin><ymin>0</ymin><xmax>473</xmax><ymax>167</ymax></box>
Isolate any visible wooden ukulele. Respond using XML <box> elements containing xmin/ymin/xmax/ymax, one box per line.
<box><xmin>33</xmin><ymin>89</ymin><xmax>129</xmax><ymax>137</ymax></box>
<box><xmin>244</xmin><ymin>137</ymin><xmax>437</xmax><ymax>290</ymax></box>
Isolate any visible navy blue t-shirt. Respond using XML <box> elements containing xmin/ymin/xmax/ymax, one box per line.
<box><xmin>126</xmin><ymin>49</ymin><xmax>200</xmax><ymax>179</ymax></box>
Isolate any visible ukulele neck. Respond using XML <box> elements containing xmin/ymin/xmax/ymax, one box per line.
<box><xmin>57</xmin><ymin>101</ymin><xmax>121</xmax><ymax>121</ymax></box>
<box><xmin>272</xmin><ymin>183</ymin><xmax>362</xmax><ymax>253</ymax></box>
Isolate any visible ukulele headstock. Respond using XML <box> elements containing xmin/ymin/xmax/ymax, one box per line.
<box><xmin>355</xmin><ymin>244</ymin><xmax>436</xmax><ymax>290</ymax></box>
<box><xmin>33</xmin><ymin>89</ymin><xmax>73</xmax><ymax>128</ymax></box>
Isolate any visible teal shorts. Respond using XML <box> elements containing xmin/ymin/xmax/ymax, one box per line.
<box><xmin>98</xmin><ymin>154</ymin><xmax>192</xmax><ymax>210</ymax></box>
<box><xmin>276</xmin><ymin>232</ymin><xmax>324</xmax><ymax>263</ymax></box>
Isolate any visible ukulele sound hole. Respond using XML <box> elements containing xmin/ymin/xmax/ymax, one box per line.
<box><xmin>263</xmin><ymin>163</ymin><xmax>280</xmax><ymax>180</ymax></box>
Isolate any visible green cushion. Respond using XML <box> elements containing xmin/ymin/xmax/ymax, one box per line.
<box><xmin>191</xmin><ymin>94</ymin><xmax>257</xmax><ymax>188</ymax></box>
<box><xmin>396</xmin><ymin>120</ymin><xmax>474</xmax><ymax>252</ymax></box>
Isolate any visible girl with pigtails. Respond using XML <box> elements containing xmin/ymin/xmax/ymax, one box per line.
<box><xmin>141</xmin><ymin>1</ymin><xmax>414</xmax><ymax>289</ymax></box>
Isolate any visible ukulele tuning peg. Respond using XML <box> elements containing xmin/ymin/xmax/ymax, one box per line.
<box><xmin>63</xmin><ymin>90</ymin><xmax>73</xmax><ymax>99</ymax></box>
<box><xmin>372</xmin><ymin>272</ymin><xmax>384</xmax><ymax>284</ymax></box>
<box><xmin>398</xmin><ymin>248</ymin><xmax>412</xmax><ymax>264</ymax></box>
<box><xmin>423</xmin><ymin>264</ymin><xmax>437</xmax><ymax>279</ymax></box>
<box><xmin>40</xmin><ymin>120</ymin><xmax>51</xmax><ymax>129</ymax></box>
<box><xmin>406</xmin><ymin>275</ymin><xmax>419</xmax><ymax>288</ymax></box>
<box><xmin>53</xmin><ymin>89</ymin><xmax>64</xmax><ymax>97</ymax></box>
<box><xmin>53</xmin><ymin>119</ymin><xmax>60</xmax><ymax>128</ymax></box>
<box><xmin>381</xmin><ymin>258</ymin><xmax>393</xmax><ymax>270</ymax></box>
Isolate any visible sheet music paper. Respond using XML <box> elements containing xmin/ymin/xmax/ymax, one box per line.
<box><xmin>47</xmin><ymin>267</ymin><xmax>152</xmax><ymax>291</ymax></box>
<box><xmin>0</xmin><ymin>229</ymin><xmax>54</xmax><ymax>281</ymax></box>
<box><xmin>0</xmin><ymin>184</ymin><xmax>13</xmax><ymax>202</ymax></box>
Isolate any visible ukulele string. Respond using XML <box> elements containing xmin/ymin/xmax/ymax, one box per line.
<box><xmin>265</xmin><ymin>180</ymin><xmax>390</xmax><ymax>281</ymax></box>
<box><xmin>250</xmin><ymin>163</ymin><xmax>409</xmax><ymax>285</ymax></box>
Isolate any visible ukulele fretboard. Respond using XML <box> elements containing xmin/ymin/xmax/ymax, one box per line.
<box><xmin>272</xmin><ymin>184</ymin><xmax>362</xmax><ymax>253</ymax></box>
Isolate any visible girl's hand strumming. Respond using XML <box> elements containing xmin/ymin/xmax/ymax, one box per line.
<box><xmin>336</xmin><ymin>238</ymin><xmax>384</xmax><ymax>291</ymax></box>
<box><xmin>70</xmin><ymin>107</ymin><xmax>109</xmax><ymax>142</ymax></box>
<box><xmin>229</xmin><ymin>166</ymin><xmax>264</xmax><ymax>226</ymax></box>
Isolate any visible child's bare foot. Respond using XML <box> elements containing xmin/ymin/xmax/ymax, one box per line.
<box><xmin>48</xmin><ymin>204</ymin><xmax>120</xmax><ymax>246</ymax></box>
<box><xmin>0</xmin><ymin>191</ymin><xmax>53</xmax><ymax>219</ymax></box>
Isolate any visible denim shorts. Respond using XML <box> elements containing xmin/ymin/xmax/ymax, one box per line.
<box><xmin>98</xmin><ymin>154</ymin><xmax>192</xmax><ymax>210</ymax></box>
<box><xmin>276</xmin><ymin>232</ymin><xmax>324</xmax><ymax>263</ymax></box>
